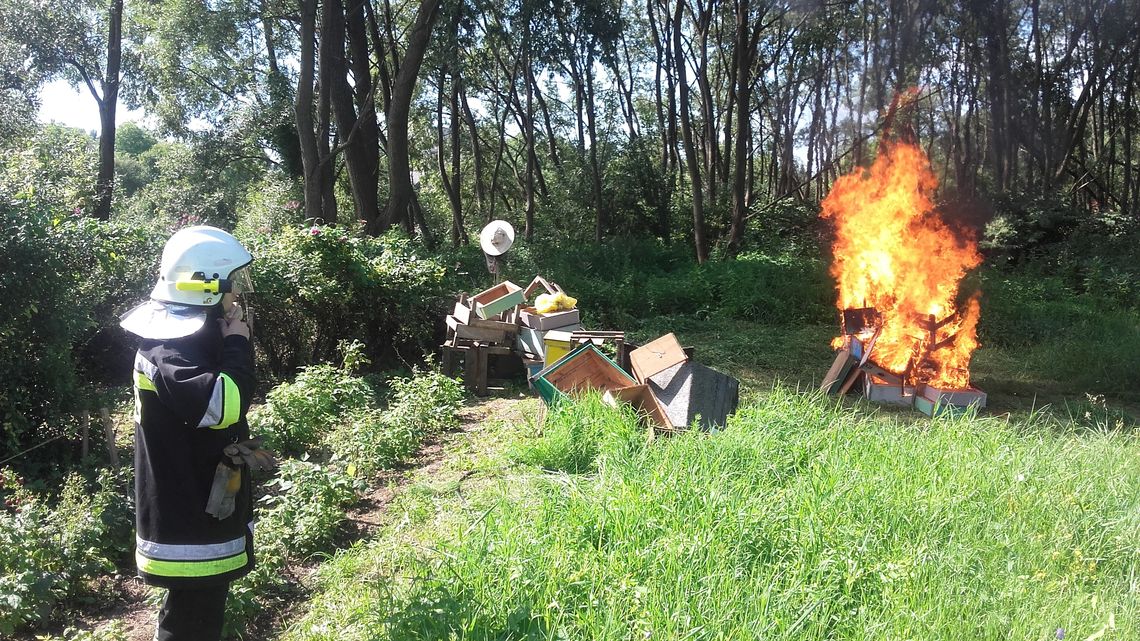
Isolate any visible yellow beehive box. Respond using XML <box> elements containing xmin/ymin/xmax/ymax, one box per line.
<box><xmin>543</xmin><ymin>330</ymin><xmax>576</xmax><ymax>368</ymax></box>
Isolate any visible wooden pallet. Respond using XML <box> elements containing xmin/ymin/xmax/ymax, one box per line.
<box><xmin>441</xmin><ymin>343</ymin><xmax>515</xmax><ymax>396</ymax></box>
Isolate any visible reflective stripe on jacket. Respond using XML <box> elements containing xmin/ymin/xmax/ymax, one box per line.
<box><xmin>132</xmin><ymin>317</ymin><xmax>256</xmax><ymax>588</ymax></box>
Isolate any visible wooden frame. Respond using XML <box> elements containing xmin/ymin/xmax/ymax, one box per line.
<box><xmin>472</xmin><ymin>281</ymin><xmax>525</xmax><ymax>320</ymax></box>
<box><xmin>532</xmin><ymin>344</ymin><xmax>637</xmax><ymax>404</ymax></box>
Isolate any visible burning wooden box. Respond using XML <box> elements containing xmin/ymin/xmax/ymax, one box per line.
<box><xmin>823</xmin><ymin>304</ymin><xmax>986</xmax><ymax>416</ymax></box>
<box><xmin>913</xmin><ymin>383</ymin><xmax>987</xmax><ymax>418</ymax></box>
<box><xmin>818</xmin><ymin>137</ymin><xmax>986</xmax><ymax>417</ymax></box>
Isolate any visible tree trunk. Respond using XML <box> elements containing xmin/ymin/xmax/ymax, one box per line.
<box><xmin>459</xmin><ymin>84</ymin><xmax>486</xmax><ymax>220</ymax></box>
<box><xmin>317</xmin><ymin>0</ymin><xmax>338</xmax><ymax>223</ymax></box>
<box><xmin>93</xmin><ymin>0</ymin><xmax>122</xmax><ymax>221</ymax></box>
<box><xmin>345</xmin><ymin>0</ymin><xmax>381</xmax><ymax>226</ymax></box>
<box><xmin>438</xmin><ymin>69</ymin><xmax>464</xmax><ymax>246</ymax></box>
<box><xmin>675</xmin><ymin>0</ymin><xmax>707</xmax><ymax>263</ymax></box>
<box><xmin>586</xmin><ymin>50</ymin><xmax>605</xmax><ymax>242</ymax></box>
<box><xmin>726</xmin><ymin>0</ymin><xmax>751</xmax><ymax>257</ymax></box>
<box><xmin>296</xmin><ymin>0</ymin><xmax>322</xmax><ymax>222</ymax></box>
<box><xmin>375</xmin><ymin>0</ymin><xmax>442</xmax><ymax>235</ymax></box>
<box><xmin>523</xmin><ymin>32</ymin><xmax>536</xmax><ymax>241</ymax></box>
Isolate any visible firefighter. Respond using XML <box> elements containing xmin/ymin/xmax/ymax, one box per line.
<box><xmin>120</xmin><ymin>226</ymin><xmax>274</xmax><ymax>641</ymax></box>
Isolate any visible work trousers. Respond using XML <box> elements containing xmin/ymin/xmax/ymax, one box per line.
<box><xmin>155</xmin><ymin>583</ymin><xmax>229</xmax><ymax>641</ymax></box>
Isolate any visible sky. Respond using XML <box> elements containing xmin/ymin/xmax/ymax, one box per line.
<box><xmin>37</xmin><ymin>79</ymin><xmax>145</xmax><ymax>132</ymax></box>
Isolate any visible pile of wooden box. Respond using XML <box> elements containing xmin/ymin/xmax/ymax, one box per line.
<box><xmin>820</xmin><ymin>308</ymin><xmax>987</xmax><ymax>417</ymax></box>
<box><xmin>532</xmin><ymin>332</ymin><xmax>740</xmax><ymax>439</ymax></box>
<box><xmin>441</xmin><ymin>278</ymin><xmax>741</xmax><ymax>436</ymax></box>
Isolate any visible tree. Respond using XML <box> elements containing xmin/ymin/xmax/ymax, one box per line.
<box><xmin>0</xmin><ymin>0</ymin><xmax>124</xmax><ymax>220</ymax></box>
<box><xmin>374</xmin><ymin>0</ymin><xmax>443</xmax><ymax>238</ymax></box>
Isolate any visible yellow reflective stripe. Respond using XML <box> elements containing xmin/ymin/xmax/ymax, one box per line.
<box><xmin>210</xmin><ymin>373</ymin><xmax>242</xmax><ymax>430</ymax></box>
<box><xmin>136</xmin><ymin>550</ymin><xmax>248</xmax><ymax>577</ymax></box>
<box><xmin>134</xmin><ymin>370</ymin><xmax>157</xmax><ymax>392</ymax></box>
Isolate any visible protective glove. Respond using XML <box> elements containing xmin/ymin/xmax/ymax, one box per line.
<box><xmin>205</xmin><ymin>463</ymin><xmax>241</xmax><ymax>520</ymax></box>
<box><xmin>222</xmin><ymin>437</ymin><xmax>278</xmax><ymax>472</ymax></box>
<box><xmin>205</xmin><ymin>439</ymin><xmax>278</xmax><ymax>519</ymax></box>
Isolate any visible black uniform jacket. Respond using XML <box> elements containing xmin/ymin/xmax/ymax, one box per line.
<box><xmin>132</xmin><ymin>317</ymin><xmax>255</xmax><ymax>588</ymax></box>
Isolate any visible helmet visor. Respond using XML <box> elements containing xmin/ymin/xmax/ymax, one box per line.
<box><xmin>229</xmin><ymin>267</ymin><xmax>255</xmax><ymax>294</ymax></box>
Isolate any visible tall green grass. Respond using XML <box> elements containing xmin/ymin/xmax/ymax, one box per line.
<box><xmin>284</xmin><ymin>390</ymin><xmax>1140</xmax><ymax>640</ymax></box>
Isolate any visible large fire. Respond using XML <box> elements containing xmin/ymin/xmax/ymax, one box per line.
<box><xmin>821</xmin><ymin>141</ymin><xmax>981</xmax><ymax>389</ymax></box>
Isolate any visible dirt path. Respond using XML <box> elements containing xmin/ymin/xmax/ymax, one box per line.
<box><xmin>36</xmin><ymin>396</ymin><xmax>526</xmax><ymax>641</ymax></box>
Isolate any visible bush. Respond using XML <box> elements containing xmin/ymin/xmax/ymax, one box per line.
<box><xmin>0</xmin><ymin>468</ymin><xmax>132</xmax><ymax>635</ymax></box>
<box><xmin>0</xmin><ymin>195</ymin><xmax>163</xmax><ymax>451</ymax></box>
<box><xmin>224</xmin><ymin>461</ymin><xmax>359</xmax><ymax>638</ymax></box>
<box><xmin>324</xmin><ymin>369</ymin><xmax>465</xmax><ymax>477</ymax></box>
<box><xmin>242</xmin><ymin>225</ymin><xmax>449</xmax><ymax>381</ymax></box>
<box><xmin>255</xmin><ymin>460</ymin><xmax>359</xmax><ymax>560</ymax></box>
<box><xmin>250</xmin><ymin>364</ymin><xmax>377</xmax><ymax>456</ymax></box>
<box><xmin>385</xmin><ymin>368</ymin><xmax>465</xmax><ymax>434</ymax></box>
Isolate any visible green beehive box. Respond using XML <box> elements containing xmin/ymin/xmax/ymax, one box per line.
<box><xmin>531</xmin><ymin>344</ymin><xmax>636</xmax><ymax>405</ymax></box>
<box><xmin>472</xmin><ymin>281</ymin><xmax>525</xmax><ymax>320</ymax></box>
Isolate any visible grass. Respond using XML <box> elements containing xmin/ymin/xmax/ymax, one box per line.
<box><xmin>275</xmin><ymin>244</ymin><xmax>1140</xmax><ymax>640</ymax></box>
<box><xmin>281</xmin><ymin>389</ymin><xmax>1140</xmax><ymax>641</ymax></box>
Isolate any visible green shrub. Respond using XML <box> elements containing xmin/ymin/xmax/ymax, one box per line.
<box><xmin>0</xmin><ymin>193</ymin><xmax>163</xmax><ymax>452</ymax></box>
<box><xmin>224</xmin><ymin>460</ymin><xmax>357</xmax><ymax>639</ymax></box>
<box><xmin>242</xmin><ymin>225</ymin><xmax>449</xmax><ymax>381</ymax></box>
<box><xmin>324</xmin><ymin>369</ymin><xmax>465</xmax><ymax>477</ymax></box>
<box><xmin>255</xmin><ymin>460</ymin><xmax>359</xmax><ymax>560</ymax></box>
<box><xmin>250</xmin><ymin>364</ymin><xmax>377</xmax><ymax>456</ymax></box>
<box><xmin>0</xmin><ymin>468</ymin><xmax>131</xmax><ymax>635</ymax></box>
<box><xmin>386</xmin><ymin>368</ymin><xmax>465</xmax><ymax>434</ymax></box>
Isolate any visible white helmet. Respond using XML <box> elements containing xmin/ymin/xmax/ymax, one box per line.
<box><xmin>120</xmin><ymin>226</ymin><xmax>254</xmax><ymax>339</ymax></box>
<box><xmin>149</xmin><ymin>226</ymin><xmax>254</xmax><ymax>306</ymax></box>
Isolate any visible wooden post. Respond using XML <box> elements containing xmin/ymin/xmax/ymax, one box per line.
<box><xmin>80</xmin><ymin>410</ymin><xmax>90</xmax><ymax>458</ymax></box>
<box><xmin>464</xmin><ymin>345</ymin><xmax>489</xmax><ymax>396</ymax></box>
<box><xmin>442</xmin><ymin>345</ymin><xmax>458</xmax><ymax>377</ymax></box>
<box><xmin>100</xmin><ymin>408</ymin><xmax>120</xmax><ymax>467</ymax></box>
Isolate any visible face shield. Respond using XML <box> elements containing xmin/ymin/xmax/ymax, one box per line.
<box><xmin>228</xmin><ymin>266</ymin><xmax>255</xmax><ymax>294</ymax></box>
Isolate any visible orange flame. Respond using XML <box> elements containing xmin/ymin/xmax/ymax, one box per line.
<box><xmin>821</xmin><ymin>141</ymin><xmax>982</xmax><ymax>389</ymax></box>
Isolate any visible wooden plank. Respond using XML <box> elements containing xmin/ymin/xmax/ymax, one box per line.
<box><xmin>820</xmin><ymin>349</ymin><xmax>856</xmax><ymax>394</ymax></box>
<box><xmin>837</xmin><ymin>366</ymin><xmax>863</xmax><ymax>395</ymax></box>
<box><xmin>860</xmin><ymin>361</ymin><xmax>903</xmax><ymax>386</ymax></box>
<box><xmin>472</xmin><ymin>281</ymin><xmax>524</xmax><ymax>319</ymax></box>
<box><xmin>464</xmin><ymin>346</ymin><xmax>489</xmax><ymax>396</ymax></box>
<box><xmin>524</xmin><ymin>275</ymin><xmax>558</xmax><ymax>299</ymax></box>
<box><xmin>469</xmin><ymin>317</ymin><xmax>519</xmax><ymax>334</ymax></box>
<box><xmin>603</xmin><ymin>384</ymin><xmax>674</xmax><ymax>430</ymax></box>
<box><xmin>571</xmin><ymin>331</ymin><xmax>625</xmax><ymax>340</ymax></box>
<box><xmin>630</xmin><ymin>333</ymin><xmax>688</xmax><ymax>384</ymax></box>
<box><xmin>441</xmin><ymin>345</ymin><xmax>459</xmax><ymax>377</ymax></box>
<box><xmin>453</xmin><ymin>298</ymin><xmax>473</xmax><ymax>325</ymax></box>
<box><xmin>446</xmin><ymin>315</ymin><xmax>507</xmax><ymax>344</ymax></box>
<box><xmin>519</xmin><ymin>307</ymin><xmax>580</xmax><ymax>330</ymax></box>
